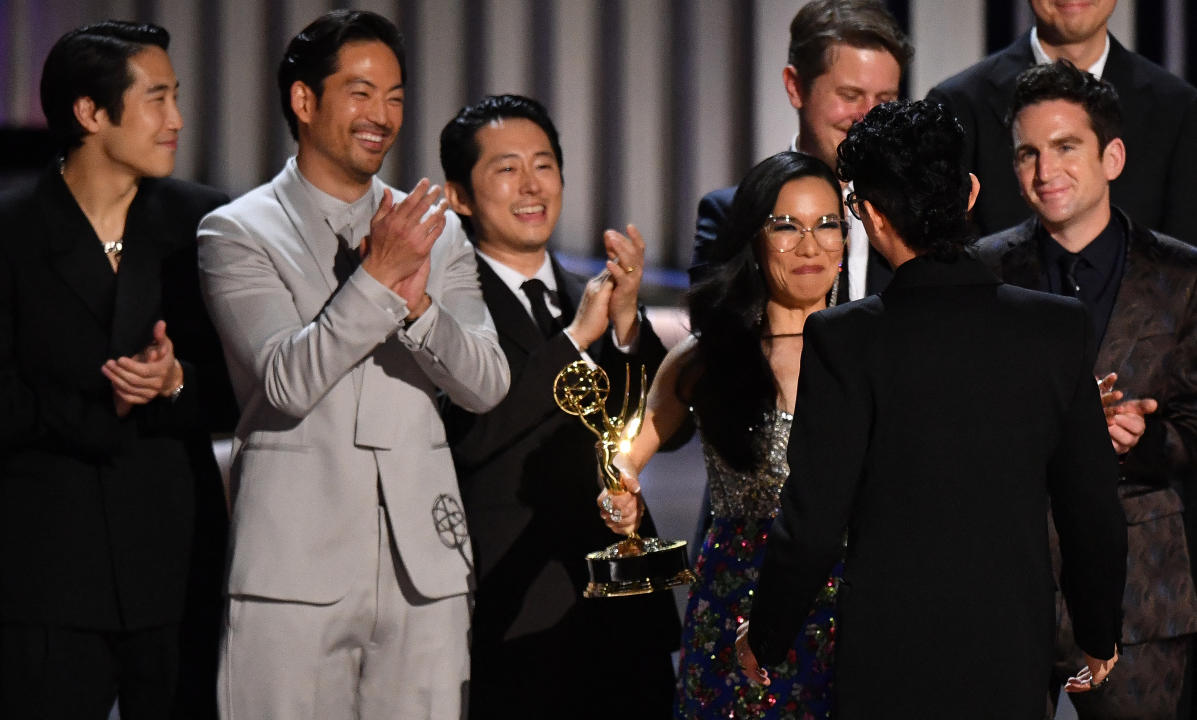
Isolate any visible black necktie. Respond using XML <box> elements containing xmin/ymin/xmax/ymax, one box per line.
<box><xmin>334</xmin><ymin>234</ymin><xmax>361</xmax><ymax>288</ymax></box>
<box><xmin>1059</xmin><ymin>254</ymin><xmax>1080</xmax><ymax>298</ymax></box>
<box><xmin>521</xmin><ymin>279</ymin><xmax>560</xmax><ymax>338</ymax></box>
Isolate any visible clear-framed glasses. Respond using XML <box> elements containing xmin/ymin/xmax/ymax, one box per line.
<box><xmin>845</xmin><ymin>191</ymin><xmax>864</xmax><ymax>220</ymax></box>
<box><xmin>759</xmin><ymin>214</ymin><xmax>848</xmax><ymax>253</ymax></box>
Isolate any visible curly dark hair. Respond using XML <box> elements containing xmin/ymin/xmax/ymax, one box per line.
<box><xmin>687</xmin><ymin>151</ymin><xmax>841</xmax><ymax>471</ymax></box>
<box><xmin>836</xmin><ymin>100</ymin><xmax>972</xmax><ymax>259</ymax></box>
<box><xmin>1007</xmin><ymin>60</ymin><xmax>1122</xmax><ymax>152</ymax></box>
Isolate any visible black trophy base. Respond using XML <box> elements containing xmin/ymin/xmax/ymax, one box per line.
<box><xmin>583</xmin><ymin>536</ymin><xmax>697</xmax><ymax>598</ymax></box>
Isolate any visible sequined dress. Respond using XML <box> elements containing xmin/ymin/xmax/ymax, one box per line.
<box><xmin>674</xmin><ymin>409</ymin><xmax>840</xmax><ymax>720</ymax></box>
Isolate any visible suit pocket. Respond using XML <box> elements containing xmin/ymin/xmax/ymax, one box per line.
<box><xmin>1120</xmin><ymin>487</ymin><xmax>1197</xmax><ymax>644</ymax></box>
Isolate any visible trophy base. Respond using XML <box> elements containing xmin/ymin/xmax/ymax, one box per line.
<box><xmin>583</xmin><ymin>536</ymin><xmax>697</xmax><ymax>598</ymax></box>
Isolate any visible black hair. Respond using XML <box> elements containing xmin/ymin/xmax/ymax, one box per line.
<box><xmin>687</xmin><ymin>151</ymin><xmax>842</xmax><ymax>471</ymax></box>
<box><xmin>278</xmin><ymin>9</ymin><xmax>405</xmax><ymax>140</ymax></box>
<box><xmin>787</xmin><ymin>0</ymin><xmax>913</xmax><ymax>90</ymax></box>
<box><xmin>836</xmin><ymin>100</ymin><xmax>972</xmax><ymax>259</ymax></box>
<box><xmin>1007</xmin><ymin>59</ymin><xmax>1122</xmax><ymax>152</ymax></box>
<box><xmin>40</xmin><ymin>20</ymin><xmax>170</xmax><ymax>153</ymax></box>
<box><xmin>439</xmin><ymin>93</ymin><xmax>564</xmax><ymax>197</ymax></box>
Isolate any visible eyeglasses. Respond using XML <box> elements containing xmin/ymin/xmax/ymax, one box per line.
<box><xmin>759</xmin><ymin>214</ymin><xmax>848</xmax><ymax>253</ymax></box>
<box><xmin>845</xmin><ymin>191</ymin><xmax>864</xmax><ymax>220</ymax></box>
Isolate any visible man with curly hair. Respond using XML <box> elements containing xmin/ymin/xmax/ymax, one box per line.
<box><xmin>737</xmin><ymin>100</ymin><xmax>1126</xmax><ymax>719</ymax></box>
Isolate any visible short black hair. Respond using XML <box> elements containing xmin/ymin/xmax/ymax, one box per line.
<box><xmin>837</xmin><ymin>100</ymin><xmax>972</xmax><ymax>259</ymax></box>
<box><xmin>40</xmin><ymin>20</ymin><xmax>170</xmax><ymax>153</ymax></box>
<box><xmin>439</xmin><ymin>93</ymin><xmax>564</xmax><ymax>198</ymax></box>
<box><xmin>788</xmin><ymin>0</ymin><xmax>913</xmax><ymax>91</ymax></box>
<box><xmin>1008</xmin><ymin>60</ymin><xmax>1122</xmax><ymax>153</ymax></box>
<box><xmin>278</xmin><ymin>10</ymin><xmax>405</xmax><ymax>141</ymax></box>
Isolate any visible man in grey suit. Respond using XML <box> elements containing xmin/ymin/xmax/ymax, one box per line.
<box><xmin>197</xmin><ymin>10</ymin><xmax>509</xmax><ymax>719</ymax></box>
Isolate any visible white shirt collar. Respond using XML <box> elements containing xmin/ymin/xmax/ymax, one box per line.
<box><xmin>1030</xmin><ymin>26</ymin><xmax>1111</xmax><ymax>78</ymax></box>
<box><xmin>288</xmin><ymin>157</ymin><xmax>377</xmax><ymax>248</ymax></box>
<box><xmin>476</xmin><ymin>250</ymin><xmax>560</xmax><ymax>317</ymax></box>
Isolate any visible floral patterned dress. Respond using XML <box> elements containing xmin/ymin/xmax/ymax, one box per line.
<box><xmin>675</xmin><ymin>409</ymin><xmax>840</xmax><ymax>720</ymax></box>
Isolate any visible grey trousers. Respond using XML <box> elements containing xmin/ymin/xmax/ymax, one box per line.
<box><xmin>218</xmin><ymin>508</ymin><xmax>470</xmax><ymax>719</ymax></box>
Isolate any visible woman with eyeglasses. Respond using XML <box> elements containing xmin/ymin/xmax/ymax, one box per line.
<box><xmin>599</xmin><ymin>151</ymin><xmax>846</xmax><ymax>719</ymax></box>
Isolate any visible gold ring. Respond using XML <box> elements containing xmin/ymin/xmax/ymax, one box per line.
<box><xmin>623</xmin><ymin>265</ymin><xmax>637</xmax><ymax>273</ymax></box>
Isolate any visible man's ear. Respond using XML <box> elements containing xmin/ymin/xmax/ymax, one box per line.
<box><xmin>1102</xmin><ymin>137</ymin><xmax>1126</xmax><ymax>182</ymax></box>
<box><xmin>444</xmin><ymin>181</ymin><xmax>473</xmax><ymax>217</ymax></box>
<box><xmin>72</xmin><ymin>96</ymin><xmax>104</xmax><ymax>134</ymax></box>
<box><xmin>783</xmin><ymin>65</ymin><xmax>804</xmax><ymax>111</ymax></box>
<box><xmin>290</xmin><ymin>81</ymin><xmax>316</xmax><ymax>126</ymax></box>
<box><xmin>861</xmin><ymin>198</ymin><xmax>886</xmax><ymax>236</ymax></box>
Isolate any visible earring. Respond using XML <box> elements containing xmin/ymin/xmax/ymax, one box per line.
<box><xmin>828</xmin><ymin>276</ymin><xmax>839</xmax><ymax>308</ymax></box>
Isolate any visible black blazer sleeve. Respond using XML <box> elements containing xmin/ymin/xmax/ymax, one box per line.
<box><xmin>1048</xmin><ymin>308</ymin><xmax>1127</xmax><ymax>659</ymax></box>
<box><xmin>690</xmin><ymin>186</ymin><xmax>735</xmax><ymax>286</ymax></box>
<box><xmin>748</xmin><ymin>310</ymin><xmax>869</xmax><ymax>664</ymax></box>
<box><xmin>1160</xmin><ymin>93</ymin><xmax>1197</xmax><ymax>245</ymax></box>
<box><xmin>138</xmin><ymin>185</ymin><xmax>237</xmax><ymax>436</ymax></box>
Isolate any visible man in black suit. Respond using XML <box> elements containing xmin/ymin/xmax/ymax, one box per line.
<box><xmin>976</xmin><ymin>61</ymin><xmax>1197</xmax><ymax>719</ymax></box>
<box><xmin>691</xmin><ymin>0</ymin><xmax>911</xmax><ymax>300</ymax></box>
<box><xmin>0</xmin><ymin>22</ymin><xmax>233</xmax><ymax>719</ymax></box>
<box><xmin>438</xmin><ymin>95</ymin><xmax>679</xmax><ymax>718</ymax></box>
<box><xmin>736</xmin><ymin>100</ymin><xmax>1126</xmax><ymax>719</ymax></box>
<box><xmin>927</xmin><ymin>0</ymin><xmax>1197</xmax><ymax>246</ymax></box>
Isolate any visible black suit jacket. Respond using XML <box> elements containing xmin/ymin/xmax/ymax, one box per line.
<box><xmin>690</xmin><ymin>184</ymin><xmax>893</xmax><ymax>294</ymax></box>
<box><xmin>928</xmin><ymin>31</ymin><xmax>1197</xmax><ymax>246</ymax></box>
<box><xmin>443</xmin><ymin>253</ymin><xmax>680</xmax><ymax>707</ymax></box>
<box><xmin>0</xmin><ymin>167</ymin><xmax>233</xmax><ymax>630</ymax></box>
<box><xmin>976</xmin><ymin>211</ymin><xmax>1197</xmax><ymax>646</ymax></box>
<box><xmin>748</xmin><ymin>255</ymin><xmax>1126</xmax><ymax>719</ymax></box>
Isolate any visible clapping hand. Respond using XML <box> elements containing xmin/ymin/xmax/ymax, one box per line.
<box><xmin>1097</xmin><ymin>373</ymin><xmax>1158</xmax><ymax>454</ymax></box>
<box><xmin>603</xmin><ymin>224</ymin><xmax>646</xmax><ymax>345</ymax></box>
<box><xmin>102</xmin><ymin>320</ymin><xmax>184</xmax><ymax>417</ymax></box>
<box><xmin>360</xmin><ymin>179</ymin><xmax>447</xmax><ymax>318</ymax></box>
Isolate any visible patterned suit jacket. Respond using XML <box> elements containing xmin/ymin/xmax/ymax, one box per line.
<box><xmin>976</xmin><ymin>210</ymin><xmax>1197</xmax><ymax>645</ymax></box>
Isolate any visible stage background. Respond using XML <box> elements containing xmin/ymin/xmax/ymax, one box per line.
<box><xmin>2</xmin><ymin>0</ymin><xmax>1192</xmax><ymax>275</ymax></box>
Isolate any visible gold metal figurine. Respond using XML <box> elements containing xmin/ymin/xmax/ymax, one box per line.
<box><xmin>553</xmin><ymin>360</ymin><xmax>695</xmax><ymax>598</ymax></box>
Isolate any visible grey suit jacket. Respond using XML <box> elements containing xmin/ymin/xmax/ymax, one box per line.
<box><xmin>198</xmin><ymin>159</ymin><xmax>509</xmax><ymax>603</ymax></box>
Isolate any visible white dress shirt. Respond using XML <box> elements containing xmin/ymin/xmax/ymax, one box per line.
<box><xmin>1030</xmin><ymin>26</ymin><xmax>1111</xmax><ymax>78</ymax></box>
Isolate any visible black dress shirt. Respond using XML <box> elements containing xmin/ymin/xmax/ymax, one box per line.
<box><xmin>1038</xmin><ymin>215</ymin><xmax>1127</xmax><ymax>347</ymax></box>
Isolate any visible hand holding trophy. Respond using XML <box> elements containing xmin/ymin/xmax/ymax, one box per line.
<box><xmin>554</xmin><ymin>359</ymin><xmax>696</xmax><ymax>597</ymax></box>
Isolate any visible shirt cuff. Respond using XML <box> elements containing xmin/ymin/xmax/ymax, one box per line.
<box><xmin>350</xmin><ymin>266</ymin><xmax>408</xmax><ymax>330</ymax></box>
<box><xmin>610</xmin><ymin>310</ymin><xmax>643</xmax><ymax>354</ymax></box>
<box><xmin>562</xmin><ymin>328</ymin><xmax>597</xmax><ymax>367</ymax></box>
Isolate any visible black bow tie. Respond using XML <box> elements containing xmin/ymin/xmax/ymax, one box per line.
<box><xmin>334</xmin><ymin>234</ymin><xmax>361</xmax><ymax>288</ymax></box>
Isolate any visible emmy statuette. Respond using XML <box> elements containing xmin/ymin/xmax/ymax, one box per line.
<box><xmin>553</xmin><ymin>360</ymin><xmax>696</xmax><ymax>598</ymax></box>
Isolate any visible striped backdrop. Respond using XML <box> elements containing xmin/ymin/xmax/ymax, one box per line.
<box><xmin>0</xmin><ymin>0</ymin><xmax>1191</xmax><ymax>273</ymax></box>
